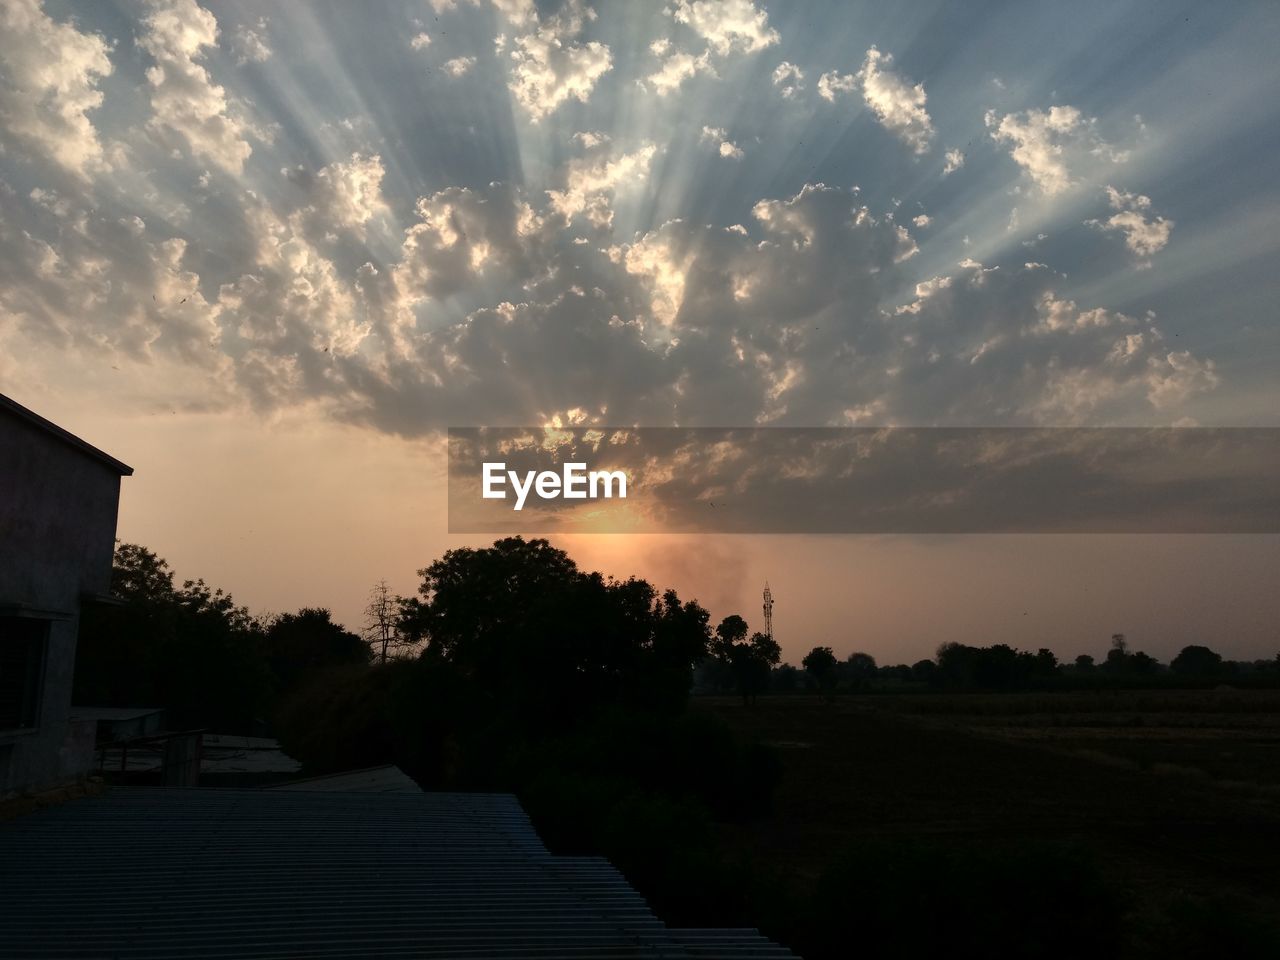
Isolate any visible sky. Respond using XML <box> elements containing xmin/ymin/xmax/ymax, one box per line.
<box><xmin>2</xmin><ymin>0</ymin><xmax>1278</xmax><ymax>663</ymax></box>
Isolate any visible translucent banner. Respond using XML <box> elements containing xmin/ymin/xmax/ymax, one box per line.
<box><xmin>447</xmin><ymin>427</ymin><xmax>1280</xmax><ymax>534</ymax></box>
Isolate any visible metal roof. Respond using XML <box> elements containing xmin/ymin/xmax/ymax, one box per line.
<box><xmin>267</xmin><ymin>764</ymin><xmax>418</xmax><ymax>793</ymax></box>
<box><xmin>0</xmin><ymin>780</ymin><xmax>796</xmax><ymax>958</ymax></box>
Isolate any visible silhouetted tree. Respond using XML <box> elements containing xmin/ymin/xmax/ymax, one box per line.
<box><xmin>363</xmin><ymin>580</ymin><xmax>411</xmax><ymax>663</ymax></box>
<box><xmin>911</xmin><ymin>659</ymin><xmax>937</xmax><ymax>684</ymax></box>
<box><xmin>1101</xmin><ymin>634</ymin><xmax>1161</xmax><ymax>679</ymax></box>
<box><xmin>713</xmin><ymin>614</ymin><xmax>749</xmax><ymax>660</ymax></box>
<box><xmin>1170</xmin><ymin>644</ymin><xmax>1223</xmax><ymax>679</ymax></box>
<box><xmin>845</xmin><ymin>651</ymin><xmax>877</xmax><ymax>690</ymax></box>
<box><xmin>74</xmin><ymin>543</ymin><xmax>272</xmax><ymax>732</ymax></box>
<box><xmin>803</xmin><ymin>646</ymin><xmax>838</xmax><ymax>697</ymax></box>
<box><xmin>399</xmin><ymin>537</ymin><xmax>710</xmax><ymax>727</ymax></box>
<box><xmin>265</xmin><ymin>607</ymin><xmax>367</xmax><ymax>694</ymax></box>
<box><xmin>732</xmin><ymin>631</ymin><xmax>781</xmax><ymax>705</ymax></box>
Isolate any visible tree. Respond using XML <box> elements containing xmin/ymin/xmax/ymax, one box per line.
<box><xmin>1170</xmin><ymin>644</ymin><xmax>1223</xmax><ymax>679</ymax></box>
<box><xmin>709</xmin><ymin>616</ymin><xmax>779</xmax><ymax>705</ymax></box>
<box><xmin>803</xmin><ymin>646</ymin><xmax>838</xmax><ymax>697</ymax></box>
<box><xmin>399</xmin><ymin>537</ymin><xmax>710</xmax><ymax>728</ymax></box>
<box><xmin>74</xmin><ymin>543</ymin><xmax>272</xmax><ymax>732</ymax></box>
<box><xmin>363</xmin><ymin>580</ymin><xmax>411</xmax><ymax>664</ymax></box>
<box><xmin>731</xmin><ymin>631</ymin><xmax>781</xmax><ymax>705</ymax></box>
<box><xmin>265</xmin><ymin>608</ymin><xmax>368</xmax><ymax>694</ymax></box>
<box><xmin>845</xmin><ymin>651</ymin><xmax>878</xmax><ymax>690</ymax></box>
<box><xmin>911</xmin><ymin>659</ymin><xmax>937</xmax><ymax>684</ymax></box>
<box><xmin>713</xmin><ymin>614</ymin><xmax>749</xmax><ymax>661</ymax></box>
<box><xmin>1100</xmin><ymin>633</ymin><xmax>1161</xmax><ymax>679</ymax></box>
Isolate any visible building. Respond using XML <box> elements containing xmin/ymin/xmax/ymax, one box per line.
<box><xmin>0</xmin><ymin>393</ymin><xmax>131</xmax><ymax>798</ymax></box>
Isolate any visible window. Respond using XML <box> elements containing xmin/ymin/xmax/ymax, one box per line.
<box><xmin>0</xmin><ymin>617</ymin><xmax>46</xmax><ymax>731</ymax></box>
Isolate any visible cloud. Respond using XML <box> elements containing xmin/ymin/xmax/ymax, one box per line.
<box><xmin>506</xmin><ymin>0</ymin><xmax>612</xmax><ymax>120</ymax></box>
<box><xmin>700</xmin><ymin>125</ymin><xmax>743</xmax><ymax>159</ymax></box>
<box><xmin>308</xmin><ymin>153</ymin><xmax>390</xmax><ymax>233</ymax></box>
<box><xmin>668</xmin><ymin>0</ymin><xmax>779</xmax><ymax>56</ymax></box>
<box><xmin>646</xmin><ymin>48</ymin><xmax>714</xmax><ymax>95</ymax></box>
<box><xmin>0</xmin><ymin>0</ymin><xmax>114</xmax><ymax>178</ymax></box>
<box><xmin>489</xmin><ymin>0</ymin><xmax>536</xmax><ymax>28</ymax></box>
<box><xmin>410</xmin><ymin>32</ymin><xmax>432</xmax><ymax>50</ymax></box>
<box><xmin>943</xmin><ymin>148</ymin><xmax>965</xmax><ymax>175</ymax></box>
<box><xmin>648</xmin><ymin>0</ymin><xmax>774</xmax><ymax>95</ymax></box>
<box><xmin>443</xmin><ymin>56</ymin><xmax>477</xmax><ymax>77</ymax></box>
<box><xmin>0</xmin><ymin>3</ymin><xmax>1226</xmax><ymax>439</ymax></box>
<box><xmin>138</xmin><ymin>0</ymin><xmax>259</xmax><ymax>174</ymax></box>
<box><xmin>817</xmin><ymin>70</ymin><xmax>856</xmax><ymax>102</ymax></box>
<box><xmin>0</xmin><ymin>193</ymin><xmax>224</xmax><ymax>365</ymax></box>
<box><xmin>892</xmin><ymin>262</ymin><xmax>1217</xmax><ymax>421</ymax></box>
<box><xmin>772</xmin><ymin>61</ymin><xmax>804</xmax><ymax>99</ymax></box>
<box><xmin>617</xmin><ymin>227</ymin><xmax>695</xmax><ymax>327</ymax></box>
<box><xmin>856</xmin><ymin>46</ymin><xmax>934</xmax><ymax>154</ymax></box>
<box><xmin>231</xmin><ymin>17</ymin><xmax>272</xmax><ymax>65</ymax></box>
<box><xmin>546</xmin><ymin>144</ymin><xmax>657</xmax><ymax>227</ymax></box>
<box><xmin>1086</xmin><ymin>186</ymin><xmax>1173</xmax><ymax>259</ymax></box>
<box><xmin>390</xmin><ymin>181</ymin><xmax>547</xmax><ymax>307</ymax></box>
<box><xmin>986</xmin><ymin>105</ymin><xmax>1126</xmax><ymax>195</ymax></box>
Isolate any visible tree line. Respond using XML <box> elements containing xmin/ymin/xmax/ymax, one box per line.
<box><xmin>780</xmin><ymin>633</ymin><xmax>1280</xmax><ymax>697</ymax></box>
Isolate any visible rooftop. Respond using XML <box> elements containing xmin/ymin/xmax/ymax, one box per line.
<box><xmin>0</xmin><ymin>392</ymin><xmax>133</xmax><ymax>476</ymax></box>
<box><xmin>0</xmin><ymin>771</ymin><xmax>794</xmax><ymax>958</ymax></box>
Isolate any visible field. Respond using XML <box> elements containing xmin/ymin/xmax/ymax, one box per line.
<box><xmin>702</xmin><ymin>689</ymin><xmax>1280</xmax><ymax>957</ymax></box>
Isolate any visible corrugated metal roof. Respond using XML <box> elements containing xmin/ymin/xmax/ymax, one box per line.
<box><xmin>267</xmin><ymin>764</ymin><xmax>418</xmax><ymax>793</ymax></box>
<box><xmin>0</xmin><ymin>782</ymin><xmax>796</xmax><ymax>958</ymax></box>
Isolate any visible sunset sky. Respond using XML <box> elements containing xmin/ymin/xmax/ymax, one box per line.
<box><xmin>2</xmin><ymin>0</ymin><xmax>1278</xmax><ymax>663</ymax></box>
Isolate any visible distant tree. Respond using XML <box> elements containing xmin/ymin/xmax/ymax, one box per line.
<box><xmin>708</xmin><ymin>617</ymin><xmax>778</xmax><ymax>705</ymax></box>
<box><xmin>363</xmin><ymin>580</ymin><xmax>411</xmax><ymax>664</ymax></box>
<box><xmin>845</xmin><ymin>651</ymin><xmax>878</xmax><ymax>689</ymax></box>
<box><xmin>880</xmin><ymin>663</ymin><xmax>914</xmax><ymax>682</ymax></box>
<box><xmin>1074</xmin><ymin>654</ymin><xmax>1096</xmax><ymax>674</ymax></box>
<box><xmin>266</xmin><ymin>608</ymin><xmax>368</xmax><ymax>694</ymax></box>
<box><xmin>911</xmin><ymin>659</ymin><xmax>937</xmax><ymax>684</ymax></box>
<box><xmin>731</xmin><ymin>631</ymin><xmax>781</xmax><ymax>705</ymax></box>
<box><xmin>1100</xmin><ymin>634</ymin><xmax>1161</xmax><ymax>679</ymax></box>
<box><xmin>803</xmin><ymin>646</ymin><xmax>838</xmax><ymax>697</ymax></box>
<box><xmin>1170</xmin><ymin>644</ymin><xmax>1223</xmax><ymax>678</ymax></box>
<box><xmin>713</xmin><ymin>615</ymin><xmax>749</xmax><ymax>660</ymax></box>
<box><xmin>934</xmin><ymin>642</ymin><xmax>1062</xmax><ymax>691</ymax></box>
<box><xmin>1128</xmin><ymin>651</ymin><xmax>1160</xmax><ymax>676</ymax></box>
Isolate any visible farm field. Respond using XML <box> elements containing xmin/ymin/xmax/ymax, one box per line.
<box><xmin>702</xmin><ymin>690</ymin><xmax>1280</xmax><ymax>957</ymax></box>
